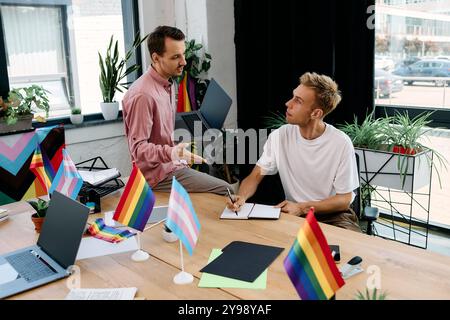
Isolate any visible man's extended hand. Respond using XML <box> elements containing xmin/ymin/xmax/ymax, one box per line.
<box><xmin>275</xmin><ymin>200</ymin><xmax>313</xmax><ymax>217</ymax></box>
<box><xmin>172</xmin><ymin>142</ymin><xmax>207</xmax><ymax>164</ymax></box>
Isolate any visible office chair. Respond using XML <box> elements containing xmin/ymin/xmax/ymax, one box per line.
<box><xmin>353</xmin><ymin>153</ymin><xmax>379</xmax><ymax>235</ymax></box>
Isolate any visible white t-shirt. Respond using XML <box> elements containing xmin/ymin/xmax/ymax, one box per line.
<box><xmin>257</xmin><ymin>124</ymin><xmax>359</xmax><ymax>203</ymax></box>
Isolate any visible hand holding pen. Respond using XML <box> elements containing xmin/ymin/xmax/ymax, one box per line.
<box><xmin>226</xmin><ymin>188</ymin><xmax>238</xmax><ymax>216</ymax></box>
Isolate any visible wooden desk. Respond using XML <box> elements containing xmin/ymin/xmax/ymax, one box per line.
<box><xmin>2</xmin><ymin>191</ymin><xmax>450</xmax><ymax>300</ymax></box>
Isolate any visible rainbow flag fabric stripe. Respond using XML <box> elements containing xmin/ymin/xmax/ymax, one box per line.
<box><xmin>29</xmin><ymin>145</ymin><xmax>53</xmax><ymax>193</ymax></box>
<box><xmin>113</xmin><ymin>164</ymin><xmax>155</xmax><ymax>232</ymax></box>
<box><xmin>283</xmin><ymin>208</ymin><xmax>345</xmax><ymax>300</ymax></box>
<box><xmin>88</xmin><ymin>218</ymin><xmax>136</xmax><ymax>243</ymax></box>
<box><xmin>166</xmin><ymin>177</ymin><xmax>201</xmax><ymax>256</ymax></box>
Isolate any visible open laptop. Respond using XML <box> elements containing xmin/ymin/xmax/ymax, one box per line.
<box><xmin>0</xmin><ymin>191</ymin><xmax>89</xmax><ymax>299</ymax></box>
<box><xmin>175</xmin><ymin>78</ymin><xmax>232</xmax><ymax>138</ymax></box>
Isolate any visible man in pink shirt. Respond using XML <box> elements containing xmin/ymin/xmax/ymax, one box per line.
<box><xmin>122</xmin><ymin>26</ymin><xmax>232</xmax><ymax>195</ymax></box>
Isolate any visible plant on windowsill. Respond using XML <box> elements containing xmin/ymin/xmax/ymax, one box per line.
<box><xmin>28</xmin><ymin>198</ymin><xmax>49</xmax><ymax>233</ymax></box>
<box><xmin>339</xmin><ymin>110</ymin><xmax>447</xmax><ymax>192</ymax></box>
<box><xmin>70</xmin><ymin>107</ymin><xmax>84</xmax><ymax>125</ymax></box>
<box><xmin>175</xmin><ymin>39</ymin><xmax>212</xmax><ymax>112</ymax></box>
<box><xmin>98</xmin><ymin>32</ymin><xmax>148</xmax><ymax>120</ymax></box>
<box><xmin>0</xmin><ymin>85</ymin><xmax>50</xmax><ymax>134</ymax></box>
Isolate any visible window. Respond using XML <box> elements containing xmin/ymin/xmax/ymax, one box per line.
<box><xmin>375</xmin><ymin>0</ymin><xmax>450</xmax><ymax>230</ymax></box>
<box><xmin>375</xmin><ymin>0</ymin><xmax>450</xmax><ymax>109</ymax></box>
<box><xmin>0</xmin><ymin>0</ymin><xmax>141</xmax><ymax>118</ymax></box>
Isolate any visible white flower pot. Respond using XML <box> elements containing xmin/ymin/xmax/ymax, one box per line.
<box><xmin>355</xmin><ymin>147</ymin><xmax>432</xmax><ymax>192</ymax></box>
<box><xmin>100</xmin><ymin>102</ymin><xmax>119</xmax><ymax>120</ymax></box>
<box><xmin>70</xmin><ymin>114</ymin><xmax>84</xmax><ymax>125</ymax></box>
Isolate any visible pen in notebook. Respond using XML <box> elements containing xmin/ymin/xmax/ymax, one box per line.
<box><xmin>226</xmin><ymin>187</ymin><xmax>238</xmax><ymax>216</ymax></box>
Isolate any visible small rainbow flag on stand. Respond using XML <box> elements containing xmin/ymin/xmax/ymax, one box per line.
<box><xmin>283</xmin><ymin>208</ymin><xmax>345</xmax><ymax>300</ymax></box>
<box><xmin>113</xmin><ymin>164</ymin><xmax>155</xmax><ymax>232</ymax></box>
<box><xmin>88</xmin><ymin>218</ymin><xmax>136</xmax><ymax>243</ymax></box>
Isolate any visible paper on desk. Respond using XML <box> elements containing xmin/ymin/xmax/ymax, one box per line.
<box><xmin>249</xmin><ymin>204</ymin><xmax>280</xmax><ymax>219</ymax></box>
<box><xmin>0</xmin><ymin>263</ymin><xmax>19</xmax><ymax>285</ymax></box>
<box><xmin>220</xmin><ymin>203</ymin><xmax>254</xmax><ymax>220</ymax></box>
<box><xmin>76</xmin><ymin>236</ymin><xmax>139</xmax><ymax>260</ymax></box>
<box><xmin>198</xmin><ymin>249</ymin><xmax>267</xmax><ymax>289</ymax></box>
<box><xmin>65</xmin><ymin>287</ymin><xmax>137</xmax><ymax>300</ymax></box>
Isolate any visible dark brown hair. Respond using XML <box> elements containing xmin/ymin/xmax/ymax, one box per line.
<box><xmin>147</xmin><ymin>26</ymin><xmax>185</xmax><ymax>57</ymax></box>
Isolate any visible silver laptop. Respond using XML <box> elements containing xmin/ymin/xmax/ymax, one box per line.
<box><xmin>175</xmin><ymin>78</ymin><xmax>232</xmax><ymax>138</ymax></box>
<box><xmin>0</xmin><ymin>191</ymin><xmax>89</xmax><ymax>299</ymax></box>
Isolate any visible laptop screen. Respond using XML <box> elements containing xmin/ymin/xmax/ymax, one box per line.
<box><xmin>37</xmin><ymin>191</ymin><xmax>90</xmax><ymax>269</ymax></box>
<box><xmin>199</xmin><ymin>79</ymin><xmax>232</xmax><ymax>129</ymax></box>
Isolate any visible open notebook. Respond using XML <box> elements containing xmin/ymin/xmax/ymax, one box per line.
<box><xmin>220</xmin><ymin>203</ymin><xmax>281</xmax><ymax>220</ymax></box>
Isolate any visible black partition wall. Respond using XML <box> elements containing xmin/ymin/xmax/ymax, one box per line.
<box><xmin>233</xmin><ymin>0</ymin><xmax>375</xmax><ymax>204</ymax></box>
<box><xmin>234</xmin><ymin>0</ymin><xmax>375</xmax><ymax>130</ymax></box>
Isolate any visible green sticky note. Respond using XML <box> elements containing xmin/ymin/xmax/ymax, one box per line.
<box><xmin>198</xmin><ymin>249</ymin><xmax>267</xmax><ymax>289</ymax></box>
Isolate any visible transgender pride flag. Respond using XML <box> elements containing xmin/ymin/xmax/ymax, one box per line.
<box><xmin>166</xmin><ymin>177</ymin><xmax>201</xmax><ymax>256</ymax></box>
<box><xmin>49</xmin><ymin>149</ymin><xmax>83</xmax><ymax>200</ymax></box>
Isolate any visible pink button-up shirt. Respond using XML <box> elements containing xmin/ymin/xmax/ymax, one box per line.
<box><xmin>122</xmin><ymin>67</ymin><xmax>186</xmax><ymax>187</ymax></box>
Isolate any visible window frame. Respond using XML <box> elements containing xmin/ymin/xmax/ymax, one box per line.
<box><xmin>0</xmin><ymin>0</ymin><xmax>142</xmax><ymax>123</ymax></box>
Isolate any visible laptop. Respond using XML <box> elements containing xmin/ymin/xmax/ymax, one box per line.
<box><xmin>0</xmin><ymin>191</ymin><xmax>90</xmax><ymax>299</ymax></box>
<box><xmin>175</xmin><ymin>78</ymin><xmax>232</xmax><ymax>138</ymax></box>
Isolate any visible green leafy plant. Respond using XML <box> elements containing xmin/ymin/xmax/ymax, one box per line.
<box><xmin>98</xmin><ymin>32</ymin><xmax>148</xmax><ymax>103</ymax></box>
<box><xmin>176</xmin><ymin>39</ymin><xmax>212</xmax><ymax>107</ymax></box>
<box><xmin>384</xmin><ymin>111</ymin><xmax>448</xmax><ymax>188</ymax></box>
<box><xmin>0</xmin><ymin>85</ymin><xmax>50</xmax><ymax>125</ymax></box>
<box><xmin>355</xmin><ymin>288</ymin><xmax>388</xmax><ymax>300</ymax></box>
<box><xmin>262</xmin><ymin>111</ymin><xmax>287</xmax><ymax>129</ymax></box>
<box><xmin>71</xmin><ymin>107</ymin><xmax>82</xmax><ymax>115</ymax></box>
<box><xmin>28</xmin><ymin>198</ymin><xmax>49</xmax><ymax>218</ymax></box>
<box><xmin>338</xmin><ymin>110</ymin><xmax>390</xmax><ymax>150</ymax></box>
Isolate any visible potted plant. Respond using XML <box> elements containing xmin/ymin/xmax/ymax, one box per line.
<box><xmin>339</xmin><ymin>111</ymin><xmax>447</xmax><ymax>192</ymax></box>
<box><xmin>98</xmin><ymin>32</ymin><xmax>148</xmax><ymax>120</ymax></box>
<box><xmin>70</xmin><ymin>107</ymin><xmax>84</xmax><ymax>125</ymax></box>
<box><xmin>175</xmin><ymin>39</ymin><xmax>212</xmax><ymax>111</ymax></box>
<box><xmin>0</xmin><ymin>85</ymin><xmax>50</xmax><ymax>134</ymax></box>
<box><xmin>28</xmin><ymin>198</ymin><xmax>49</xmax><ymax>233</ymax></box>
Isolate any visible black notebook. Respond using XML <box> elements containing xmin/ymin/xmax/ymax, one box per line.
<box><xmin>199</xmin><ymin>241</ymin><xmax>284</xmax><ymax>282</ymax></box>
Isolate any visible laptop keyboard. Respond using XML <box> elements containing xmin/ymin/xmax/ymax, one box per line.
<box><xmin>182</xmin><ymin>113</ymin><xmax>209</xmax><ymax>135</ymax></box>
<box><xmin>5</xmin><ymin>250</ymin><xmax>56</xmax><ymax>283</ymax></box>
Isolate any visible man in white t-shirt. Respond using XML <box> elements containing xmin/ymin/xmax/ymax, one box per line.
<box><xmin>227</xmin><ymin>72</ymin><xmax>361</xmax><ymax>232</ymax></box>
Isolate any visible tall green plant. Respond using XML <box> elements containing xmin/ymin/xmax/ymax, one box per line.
<box><xmin>98</xmin><ymin>32</ymin><xmax>148</xmax><ymax>103</ymax></box>
<box><xmin>338</xmin><ymin>110</ymin><xmax>389</xmax><ymax>150</ymax></box>
<box><xmin>384</xmin><ymin>111</ymin><xmax>448</xmax><ymax>188</ymax></box>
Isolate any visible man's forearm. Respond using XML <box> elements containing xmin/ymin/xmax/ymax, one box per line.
<box><xmin>237</xmin><ymin>175</ymin><xmax>259</xmax><ymax>201</ymax></box>
<box><xmin>302</xmin><ymin>194</ymin><xmax>352</xmax><ymax>215</ymax></box>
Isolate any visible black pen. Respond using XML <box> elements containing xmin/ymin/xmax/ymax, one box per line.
<box><xmin>226</xmin><ymin>187</ymin><xmax>238</xmax><ymax>216</ymax></box>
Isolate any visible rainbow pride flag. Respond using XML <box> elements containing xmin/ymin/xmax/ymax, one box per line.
<box><xmin>113</xmin><ymin>164</ymin><xmax>155</xmax><ymax>232</ymax></box>
<box><xmin>283</xmin><ymin>208</ymin><xmax>345</xmax><ymax>300</ymax></box>
<box><xmin>29</xmin><ymin>145</ymin><xmax>53</xmax><ymax>194</ymax></box>
<box><xmin>88</xmin><ymin>218</ymin><xmax>136</xmax><ymax>243</ymax></box>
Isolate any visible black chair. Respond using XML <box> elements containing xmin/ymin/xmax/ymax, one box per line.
<box><xmin>353</xmin><ymin>153</ymin><xmax>379</xmax><ymax>235</ymax></box>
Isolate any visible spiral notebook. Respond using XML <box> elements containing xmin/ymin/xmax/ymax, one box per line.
<box><xmin>220</xmin><ymin>203</ymin><xmax>280</xmax><ymax>220</ymax></box>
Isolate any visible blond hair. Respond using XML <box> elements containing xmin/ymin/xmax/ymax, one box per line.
<box><xmin>299</xmin><ymin>72</ymin><xmax>342</xmax><ymax>117</ymax></box>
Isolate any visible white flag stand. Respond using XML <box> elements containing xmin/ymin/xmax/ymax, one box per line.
<box><xmin>173</xmin><ymin>240</ymin><xmax>193</xmax><ymax>285</ymax></box>
<box><xmin>131</xmin><ymin>232</ymin><xmax>149</xmax><ymax>262</ymax></box>
<box><xmin>130</xmin><ymin>218</ymin><xmax>167</xmax><ymax>262</ymax></box>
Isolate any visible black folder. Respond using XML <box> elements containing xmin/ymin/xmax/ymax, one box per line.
<box><xmin>200</xmin><ymin>241</ymin><xmax>284</xmax><ymax>282</ymax></box>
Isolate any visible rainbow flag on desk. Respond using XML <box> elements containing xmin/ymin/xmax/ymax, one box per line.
<box><xmin>88</xmin><ymin>218</ymin><xmax>136</xmax><ymax>243</ymax></box>
<box><xmin>283</xmin><ymin>208</ymin><xmax>345</xmax><ymax>300</ymax></box>
<box><xmin>113</xmin><ymin>164</ymin><xmax>155</xmax><ymax>232</ymax></box>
